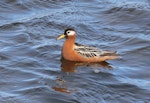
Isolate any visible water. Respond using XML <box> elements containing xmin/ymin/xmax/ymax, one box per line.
<box><xmin>0</xmin><ymin>0</ymin><xmax>150</xmax><ymax>103</ymax></box>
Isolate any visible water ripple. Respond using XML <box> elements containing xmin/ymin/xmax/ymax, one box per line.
<box><xmin>0</xmin><ymin>0</ymin><xmax>150</xmax><ymax>103</ymax></box>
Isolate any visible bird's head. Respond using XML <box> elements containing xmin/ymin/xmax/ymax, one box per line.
<box><xmin>57</xmin><ymin>28</ymin><xmax>76</xmax><ymax>40</ymax></box>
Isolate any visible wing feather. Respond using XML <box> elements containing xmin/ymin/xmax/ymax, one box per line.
<box><xmin>74</xmin><ymin>43</ymin><xmax>102</xmax><ymax>58</ymax></box>
<box><xmin>74</xmin><ymin>43</ymin><xmax>117</xmax><ymax>58</ymax></box>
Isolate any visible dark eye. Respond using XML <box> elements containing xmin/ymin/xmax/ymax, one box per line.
<box><xmin>67</xmin><ymin>31</ymin><xmax>70</xmax><ymax>34</ymax></box>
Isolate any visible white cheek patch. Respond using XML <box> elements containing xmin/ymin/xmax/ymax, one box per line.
<box><xmin>68</xmin><ymin>31</ymin><xmax>75</xmax><ymax>36</ymax></box>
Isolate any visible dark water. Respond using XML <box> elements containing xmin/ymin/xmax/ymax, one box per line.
<box><xmin>0</xmin><ymin>0</ymin><xmax>150</xmax><ymax>103</ymax></box>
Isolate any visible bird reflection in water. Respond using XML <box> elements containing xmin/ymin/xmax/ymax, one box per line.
<box><xmin>52</xmin><ymin>58</ymin><xmax>112</xmax><ymax>94</ymax></box>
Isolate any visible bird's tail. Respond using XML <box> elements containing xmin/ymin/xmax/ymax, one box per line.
<box><xmin>100</xmin><ymin>50</ymin><xmax>119</xmax><ymax>60</ymax></box>
<box><xmin>101</xmin><ymin>50</ymin><xmax>119</xmax><ymax>56</ymax></box>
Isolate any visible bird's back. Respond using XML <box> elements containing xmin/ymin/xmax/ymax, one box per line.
<box><xmin>74</xmin><ymin>43</ymin><xmax>119</xmax><ymax>62</ymax></box>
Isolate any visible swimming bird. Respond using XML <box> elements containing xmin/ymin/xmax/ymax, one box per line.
<box><xmin>57</xmin><ymin>28</ymin><xmax>119</xmax><ymax>62</ymax></box>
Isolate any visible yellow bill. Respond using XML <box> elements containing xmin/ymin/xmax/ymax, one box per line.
<box><xmin>57</xmin><ymin>34</ymin><xmax>66</xmax><ymax>40</ymax></box>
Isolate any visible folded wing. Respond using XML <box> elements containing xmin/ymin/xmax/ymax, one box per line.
<box><xmin>74</xmin><ymin>43</ymin><xmax>118</xmax><ymax>58</ymax></box>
